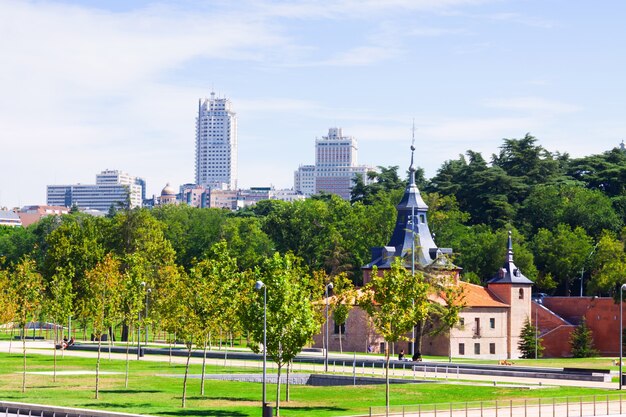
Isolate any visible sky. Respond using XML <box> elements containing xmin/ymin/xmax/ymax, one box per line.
<box><xmin>1</xmin><ymin>0</ymin><xmax>625</xmax><ymax>209</ymax></box>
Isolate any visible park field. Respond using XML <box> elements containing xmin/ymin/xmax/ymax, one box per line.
<box><xmin>0</xmin><ymin>351</ymin><xmax>618</xmax><ymax>417</ymax></box>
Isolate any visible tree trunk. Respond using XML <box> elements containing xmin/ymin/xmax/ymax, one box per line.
<box><xmin>9</xmin><ymin>325</ymin><xmax>14</xmax><ymax>355</ymax></box>
<box><xmin>169</xmin><ymin>337</ymin><xmax>173</xmax><ymax>366</ymax></box>
<box><xmin>21</xmin><ymin>324</ymin><xmax>26</xmax><ymax>393</ymax></box>
<box><xmin>339</xmin><ymin>325</ymin><xmax>343</xmax><ymax>353</ymax></box>
<box><xmin>95</xmin><ymin>336</ymin><xmax>101</xmax><ymax>399</ymax></box>
<box><xmin>201</xmin><ymin>337</ymin><xmax>207</xmax><ymax>396</ymax></box>
<box><xmin>275</xmin><ymin>364</ymin><xmax>282</xmax><ymax>416</ymax></box>
<box><xmin>285</xmin><ymin>362</ymin><xmax>290</xmax><ymax>402</ymax></box>
<box><xmin>125</xmin><ymin>326</ymin><xmax>130</xmax><ymax>388</ymax></box>
<box><xmin>181</xmin><ymin>344</ymin><xmax>192</xmax><ymax>408</ymax></box>
<box><xmin>385</xmin><ymin>342</ymin><xmax>390</xmax><ymax>417</ymax></box>
<box><xmin>53</xmin><ymin>322</ymin><xmax>58</xmax><ymax>383</ymax></box>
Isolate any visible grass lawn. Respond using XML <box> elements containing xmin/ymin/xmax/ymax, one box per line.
<box><xmin>0</xmin><ymin>352</ymin><xmax>618</xmax><ymax>417</ymax></box>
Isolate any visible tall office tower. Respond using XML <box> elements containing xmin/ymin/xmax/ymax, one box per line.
<box><xmin>294</xmin><ymin>164</ymin><xmax>315</xmax><ymax>197</ymax></box>
<box><xmin>47</xmin><ymin>170</ymin><xmax>145</xmax><ymax>212</ymax></box>
<box><xmin>195</xmin><ymin>92</ymin><xmax>238</xmax><ymax>190</ymax></box>
<box><xmin>313</xmin><ymin>128</ymin><xmax>373</xmax><ymax>200</ymax></box>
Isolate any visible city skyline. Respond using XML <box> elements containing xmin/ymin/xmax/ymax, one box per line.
<box><xmin>1</xmin><ymin>0</ymin><xmax>625</xmax><ymax>209</ymax></box>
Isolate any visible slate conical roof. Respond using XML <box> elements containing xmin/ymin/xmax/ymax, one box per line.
<box><xmin>488</xmin><ymin>231</ymin><xmax>533</xmax><ymax>285</ymax></box>
<box><xmin>363</xmin><ymin>144</ymin><xmax>452</xmax><ymax>269</ymax></box>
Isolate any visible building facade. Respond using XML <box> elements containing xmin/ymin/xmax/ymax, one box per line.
<box><xmin>313</xmin><ymin>147</ymin><xmax>533</xmax><ymax>360</ymax></box>
<box><xmin>195</xmin><ymin>92</ymin><xmax>237</xmax><ymax>190</ymax></box>
<box><xmin>47</xmin><ymin>170</ymin><xmax>145</xmax><ymax>212</ymax></box>
<box><xmin>294</xmin><ymin>128</ymin><xmax>374</xmax><ymax>200</ymax></box>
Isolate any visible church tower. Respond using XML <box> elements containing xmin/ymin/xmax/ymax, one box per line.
<box><xmin>487</xmin><ymin>232</ymin><xmax>533</xmax><ymax>358</ymax></box>
<box><xmin>362</xmin><ymin>144</ymin><xmax>454</xmax><ymax>284</ymax></box>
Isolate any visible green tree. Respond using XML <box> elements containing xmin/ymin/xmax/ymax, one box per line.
<box><xmin>84</xmin><ymin>254</ymin><xmax>122</xmax><ymax>399</ymax></box>
<box><xmin>533</xmin><ymin>224</ymin><xmax>594</xmax><ymax>296</ymax></box>
<box><xmin>45</xmin><ymin>269</ymin><xmax>74</xmax><ymax>382</ymax></box>
<box><xmin>240</xmin><ymin>253</ymin><xmax>320</xmax><ymax>416</ymax></box>
<box><xmin>569</xmin><ymin>317</ymin><xmax>598</xmax><ymax>358</ymax></box>
<box><xmin>330</xmin><ymin>273</ymin><xmax>356</xmax><ymax>353</ymax></box>
<box><xmin>189</xmin><ymin>241</ymin><xmax>243</xmax><ymax>395</ymax></box>
<box><xmin>518</xmin><ymin>317</ymin><xmax>544</xmax><ymax>359</ymax></box>
<box><xmin>11</xmin><ymin>257</ymin><xmax>45</xmax><ymax>393</ymax></box>
<box><xmin>588</xmin><ymin>232</ymin><xmax>626</xmax><ymax>297</ymax></box>
<box><xmin>358</xmin><ymin>258</ymin><xmax>430</xmax><ymax>413</ymax></box>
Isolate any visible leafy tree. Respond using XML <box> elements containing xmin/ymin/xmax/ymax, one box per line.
<box><xmin>219</xmin><ymin>217</ymin><xmax>274</xmax><ymax>271</ymax></box>
<box><xmin>518</xmin><ymin>317</ymin><xmax>544</xmax><ymax>358</ymax></box>
<box><xmin>567</xmin><ymin>147</ymin><xmax>626</xmax><ymax>197</ymax></box>
<box><xmin>358</xmin><ymin>258</ymin><xmax>430</xmax><ymax>413</ymax></box>
<box><xmin>430</xmin><ymin>274</ymin><xmax>466</xmax><ymax>362</ymax></box>
<box><xmin>11</xmin><ymin>257</ymin><xmax>44</xmax><ymax>393</ymax></box>
<box><xmin>118</xmin><ymin>254</ymin><xmax>148</xmax><ymax>388</ymax></box>
<box><xmin>44</xmin><ymin>269</ymin><xmax>74</xmax><ymax>382</ymax></box>
<box><xmin>240</xmin><ymin>253</ymin><xmax>320</xmax><ymax>416</ymax></box>
<box><xmin>84</xmin><ymin>254</ymin><xmax>122</xmax><ymax>399</ymax></box>
<box><xmin>330</xmin><ymin>273</ymin><xmax>356</xmax><ymax>353</ymax></box>
<box><xmin>0</xmin><ymin>268</ymin><xmax>16</xmax><ymax>351</ymax></box>
<box><xmin>152</xmin><ymin>205</ymin><xmax>227</xmax><ymax>270</ymax></box>
<box><xmin>189</xmin><ymin>241</ymin><xmax>243</xmax><ymax>395</ymax></box>
<box><xmin>533</xmin><ymin>224</ymin><xmax>594</xmax><ymax>295</ymax></box>
<box><xmin>569</xmin><ymin>317</ymin><xmax>598</xmax><ymax>358</ymax></box>
<box><xmin>588</xmin><ymin>232</ymin><xmax>626</xmax><ymax>297</ymax></box>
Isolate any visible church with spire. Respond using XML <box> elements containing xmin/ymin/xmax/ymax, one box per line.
<box><xmin>313</xmin><ymin>144</ymin><xmax>534</xmax><ymax>360</ymax></box>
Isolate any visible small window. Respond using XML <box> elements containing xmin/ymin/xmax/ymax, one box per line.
<box><xmin>474</xmin><ymin>317</ymin><xmax>480</xmax><ymax>336</ymax></box>
<box><xmin>519</xmin><ymin>288</ymin><xmax>524</xmax><ymax>299</ymax></box>
<box><xmin>459</xmin><ymin>317</ymin><xmax>465</xmax><ymax>326</ymax></box>
<box><xmin>459</xmin><ymin>343</ymin><xmax>465</xmax><ymax>355</ymax></box>
<box><xmin>474</xmin><ymin>343</ymin><xmax>480</xmax><ymax>355</ymax></box>
<box><xmin>490</xmin><ymin>318</ymin><xmax>495</xmax><ymax>329</ymax></box>
<box><xmin>419</xmin><ymin>214</ymin><xmax>425</xmax><ymax>223</ymax></box>
<box><xmin>489</xmin><ymin>343</ymin><xmax>496</xmax><ymax>354</ymax></box>
<box><xmin>334</xmin><ymin>323</ymin><xmax>346</xmax><ymax>335</ymax></box>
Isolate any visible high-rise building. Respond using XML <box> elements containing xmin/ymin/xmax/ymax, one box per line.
<box><xmin>47</xmin><ymin>170</ymin><xmax>145</xmax><ymax>212</ymax></box>
<box><xmin>294</xmin><ymin>128</ymin><xmax>374</xmax><ymax>200</ymax></box>
<box><xmin>195</xmin><ymin>92</ymin><xmax>237</xmax><ymax>190</ymax></box>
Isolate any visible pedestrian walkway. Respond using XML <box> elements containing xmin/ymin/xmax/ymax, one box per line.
<box><xmin>367</xmin><ymin>394</ymin><xmax>626</xmax><ymax>417</ymax></box>
<box><xmin>0</xmin><ymin>340</ymin><xmax>618</xmax><ymax>390</ymax></box>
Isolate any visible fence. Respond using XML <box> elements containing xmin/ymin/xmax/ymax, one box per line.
<box><xmin>367</xmin><ymin>394</ymin><xmax>626</xmax><ymax>417</ymax></box>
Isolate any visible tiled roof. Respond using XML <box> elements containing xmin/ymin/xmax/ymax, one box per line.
<box><xmin>459</xmin><ymin>281</ymin><xmax>508</xmax><ymax>308</ymax></box>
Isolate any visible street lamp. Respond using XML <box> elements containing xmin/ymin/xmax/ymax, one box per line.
<box><xmin>325</xmin><ymin>282</ymin><xmax>334</xmax><ymax>372</ymax></box>
<box><xmin>254</xmin><ymin>281</ymin><xmax>267</xmax><ymax>409</ymax></box>
<box><xmin>145</xmin><ymin>288</ymin><xmax>152</xmax><ymax>345</ymax></box>
<box><xmin>580</xmin><ymin>243</ymin><xmax>599</xmax><ymax>297</ymax></box>
<box><xmin>535</xmin><ymin>297</ymin><xmax>541</xmax><ymax>360</ymax></box>
<box><xmin>137</xmin><ymin>281</ymin><xmax>145</xmax><ymax>360</ymax></box>
<box><xmin>619</xmin><ymin>284</ymin><xmax>626</xmax><ymax>390</ymax></box>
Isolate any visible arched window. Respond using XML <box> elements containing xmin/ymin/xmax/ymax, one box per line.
<box><xmin>518</xmin><ymin>288</ymin><xmax>524</xmax><ymax>299</ymax></box>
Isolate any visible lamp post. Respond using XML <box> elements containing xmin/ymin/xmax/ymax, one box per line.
<box><xmin>619</xmin><ymin>284</ymin><xmax>626</xmax><ymax>390</ymax></box>
<box><xmin>535</xmin><ymin>298</ymin><xmax>541</xmax><ymax>360</ymax></box>
<box><xmin>145</xmin><ymin>288</ymin><xmax>152</xmax><ymax>345</ymax></box>
<box><xmin>254</xmin><ymin>281</ymin><xmax>267</xmax><ymax>409</ymax></box>
<box><xmin>580</xmin><ymin>243</ymin><xmax>599</xmax><ymax>297</ymax></box>
<box><xmin>409</xmin><ymin>208</ymin><xmax>416</xmax><ymax>357</ymax></box>
<box><xmin>325</xmin><ymin>282</ymin><xmax>334</xmax><ymax>372</ymax></box>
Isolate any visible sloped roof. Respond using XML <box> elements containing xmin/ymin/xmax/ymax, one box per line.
<box><xmin>459</xmin><ymin>281</ymin><xmax>508</xmax><ymax>308</ymax></box>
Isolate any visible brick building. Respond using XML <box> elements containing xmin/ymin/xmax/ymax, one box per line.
<box><xmin>313</xmin><ymin>147</ymin><xmax>533</xmax><ymax>359</ymax></box>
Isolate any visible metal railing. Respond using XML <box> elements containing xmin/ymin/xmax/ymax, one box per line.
<box><xmin>367</xmin><ymin>394</ymin><xmax>625</xmax><ymax>417</ymax></box>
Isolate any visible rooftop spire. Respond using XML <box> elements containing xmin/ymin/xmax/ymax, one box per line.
<box><xmin>488</xmin><ymin>230</ymin><xmax>533</xmax><ymax>285</ymax></box>
<box><xmin>409</xmin><ymin>119</ymin><xmax>416</xmax><ymax>185</ymax></box>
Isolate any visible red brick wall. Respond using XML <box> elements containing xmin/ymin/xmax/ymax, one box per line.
<box><xmin>541</xmin><ymin>325</ymin><xmax>576</xmax><ymax>358</ymax></box>
<box><xmin>540</xmin><ymin>297</ymin><xmax>623</xmax><ymax>356</ymax></box>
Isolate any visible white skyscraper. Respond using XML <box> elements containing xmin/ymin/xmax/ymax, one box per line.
<box><xmin>195</xmin><ymin>92</ymin><xmax>238</xmax><ymax>190</ymax></box>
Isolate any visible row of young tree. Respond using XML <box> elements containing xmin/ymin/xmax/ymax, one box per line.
<box><xmin>0</xmin><ymin>222</ymin><xmax>458</xmax><ymax>415</ymax></box>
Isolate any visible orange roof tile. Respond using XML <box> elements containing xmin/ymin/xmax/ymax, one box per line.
<box><xmin>459</xmin><ymin>281</ymin><xmax>508</xmax><ymax>308</ymax></box>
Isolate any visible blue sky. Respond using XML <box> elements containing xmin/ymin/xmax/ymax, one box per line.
<box><xmin>1</xmin><ymin>0</ymin><xmax>625</xmax><ymax>208</ymax></box>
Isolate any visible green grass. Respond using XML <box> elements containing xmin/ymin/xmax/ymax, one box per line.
<box><xmin>0</xmin><ymin>352</ymin><xmax>617</xmax><ymax>417</ymax></box>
